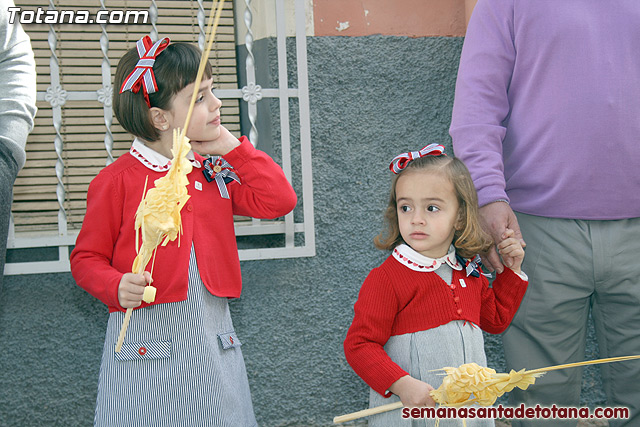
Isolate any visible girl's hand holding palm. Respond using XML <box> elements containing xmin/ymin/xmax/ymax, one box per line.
<box><xmin>118</xmin><ymin>271</ymin><xmax>152</xmax><ymax>309</ymax></box>
<box><xmin>389</xmin><ymin>375</ymin><xmax>436</xmax><ymax>408</ymax></box>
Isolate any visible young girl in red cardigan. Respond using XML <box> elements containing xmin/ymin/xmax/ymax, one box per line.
<box><xmin>343</xmin><ymin>145</ymin><xmax>528</xmax><ymax>426</ymax></box>
<box><xmin>70</xmin><ymin>36</ymin><xmax>296</xmax><ymax>426</ymax></box>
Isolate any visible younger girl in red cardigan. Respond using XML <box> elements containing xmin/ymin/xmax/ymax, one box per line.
<box><xmin>70</xmin><ymin>36</ymin><xmax>296</xmax><ymax>426</ymax></box>
<box><xmin>343</xmin><ymin>145</ymin><xmax>527</xmax><ymax>426</ymax></box>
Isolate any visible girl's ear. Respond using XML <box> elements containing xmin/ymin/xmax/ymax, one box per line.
<box><xmin>149</xmin><ymin>107</ymin><xmax>170</xmax><ymax>131</ymax></box>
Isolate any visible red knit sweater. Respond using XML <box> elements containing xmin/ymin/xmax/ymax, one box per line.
<box><xmin>70</xmin><ymin>137</ymin><xmax>297</xmax><ymax>312</ymax></box>
<box><xmin>343</xmin><ymin>254</ymin><xmax>528</xmax><ymax>397</ymax></box>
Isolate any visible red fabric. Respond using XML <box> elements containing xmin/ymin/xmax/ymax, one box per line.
<box><xmin>70</xmin><ymin>137</ymin><xmax>297</xmax><ymax>312</ymax></box>
<box><xmin>343</xmin><ymin>255</ymin><xmax>528</xmax><ymax>397</ymax></box>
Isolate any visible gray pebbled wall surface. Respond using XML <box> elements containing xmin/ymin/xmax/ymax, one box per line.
<box><xmin>0</xmin><ymin>35</ymin><xmax>604</xmax><ymax>426</ymax></box>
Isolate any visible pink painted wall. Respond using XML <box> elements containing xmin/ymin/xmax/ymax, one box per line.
<box><xmin>313</xmin><ymin>0</ymin><xmax>476</xmax><ymax>37</ymax></box>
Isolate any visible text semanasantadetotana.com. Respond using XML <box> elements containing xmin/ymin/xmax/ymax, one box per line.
<box><xmin>7</xmin><ymin>6</ymin><xmax>148</xmax><ymax>25</ymax></box>
<box><xmin>402</xmin><ymin>404</ymin><xmax>630</xmax><ymax>420</ymax></box>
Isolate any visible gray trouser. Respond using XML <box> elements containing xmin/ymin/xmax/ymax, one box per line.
<box><xmin>0</xmin><ymin>143</ymin><xmax>19</xmax><ymax>292</ymax></box>
<box><xmin>502</xmin><ymin>212</ymin><xmax>640</xmax><ymax>427</ymax></box>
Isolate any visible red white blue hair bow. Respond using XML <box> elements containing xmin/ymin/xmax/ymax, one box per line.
<box><xmin>120</xmin><ymin>36</ymin><xmax>171</xmax><ymax>108</ymax></box>
<box><xmin>203</xmin><ymin>156</ymin><xmax>241</xmax><ymax>199</ymax></box>
<box><xmin>389</xmin><ymin>143</ymin><xmax>446</xmax><ymax>174</ymax></box>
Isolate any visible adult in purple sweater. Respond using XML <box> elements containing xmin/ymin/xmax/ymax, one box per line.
<box><xmin>450</xmin><ymin>1</ymin><xmax>640</xmax><ymax>426</ymax></box>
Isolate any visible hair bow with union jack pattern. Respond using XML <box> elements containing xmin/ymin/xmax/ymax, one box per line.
<box><xmin>202</xmin><ymin>156</ymin><xmax>241</xmax><ymax>199</ymax></box>
<box><xmin>389</xmin><ymin>143</ymin><xmax>446</xmax><ymax>174</ymax></box>
<box><xmin>120</xmin><ymin>36</ymin><xmax>171</xmax><ymax>108</ymax></box>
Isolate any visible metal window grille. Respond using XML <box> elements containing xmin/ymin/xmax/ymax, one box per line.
<box><xmin>5</xmin><ymin>0</ymin><xmax>315</xmax><ymax>275</ymax></box>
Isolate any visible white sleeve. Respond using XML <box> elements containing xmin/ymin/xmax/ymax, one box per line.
<box><xmin>0</xmin><ymin>0</ymin><xmax>37</xmax><ymax>170</ymax></box>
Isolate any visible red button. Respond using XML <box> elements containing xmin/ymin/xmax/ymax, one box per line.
<box><xmin>457</xmin><ymin>309</ymin><xmax>463</xmax><ymax>315</ymax></box>
<box><xmin>450</xmin><ymin>284</ymin><xmax>456</xmax><ymax>290</ymax></box>
<box><xmin>186</xmin><ymin>205</ymin><xmax>193</xmax><ymax>212</ymax></box>
<box><xmin>138</xmin><ymin>347</ymin><xmax>147</xmax><ymax>356</ymax></box>
<box><xmin>454</xmin><ymin>297</ymin><xmax>460</xmax><ymax>303</ymax></box>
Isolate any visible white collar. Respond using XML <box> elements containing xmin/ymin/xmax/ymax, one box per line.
<box><xmin>130</xmin><ymin>138</ymin><xmax>201</xmax><ymax>172</ymax></box>
<box><xmin>392</xmin><ymin>244</ymin><xmax>462</xmax><ymax>273</ymax></box>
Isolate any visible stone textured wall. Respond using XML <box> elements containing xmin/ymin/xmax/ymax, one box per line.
<box><xmin>0</xmin><ymin>35</ymin><xmax>604</xmax><ymax>426</ymax></box>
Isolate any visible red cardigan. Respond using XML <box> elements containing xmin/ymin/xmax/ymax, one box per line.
<box><xmin>343</xmin><ymin>254</ymin><xmax>528</xmax><ymax>397</ymax></box>
<box><xmin>70</xmin><ymin>137</ymin><xmax>297</xmax><ymax>312</ymax></box>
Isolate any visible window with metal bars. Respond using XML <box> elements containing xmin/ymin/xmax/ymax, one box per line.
<box><xmin>6</xmin><ymin>0</ymin><xmax>316</xmax><ymax>275</ymax></box>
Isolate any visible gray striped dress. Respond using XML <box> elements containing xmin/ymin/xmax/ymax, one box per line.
<box><xmin>367</xmin><ymin>262</ymin><xmax>494</xmax><ymax>427</ymax></box>
<box><xmin>94</xmin><ymin>245</ymin><xmax>257</xmax><ymax>426</ymax></box>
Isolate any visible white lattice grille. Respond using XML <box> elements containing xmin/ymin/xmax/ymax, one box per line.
<box><xmin>6</xmin><ymin>0</ymin><xmax>315</xmax><ymax>275</ymax></box>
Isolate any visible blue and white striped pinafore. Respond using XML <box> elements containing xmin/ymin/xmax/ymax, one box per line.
<box><xmin>94</xmin><ymin>245</ymin><xmax>257</xmax><ymax>427</ymax></box>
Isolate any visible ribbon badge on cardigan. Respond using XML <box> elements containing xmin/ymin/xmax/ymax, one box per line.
<box><xmin>119</xmin><ymin>36</ymin><xmax>171</xmax><ymax>108</ymax></box>
<box><xmin>389</xmin><ymin>143</ymin><xmax>446</xmax><ymax>174</ymax></box>
<box><xmin>202</xmin><ymin>157</ymin><xmax>241</xmax><ymax>199</ymax></box>
<box><xmin>456</xmin><ymin>254</ymin><xmax>488</xmax><ymax>278</ymax></box>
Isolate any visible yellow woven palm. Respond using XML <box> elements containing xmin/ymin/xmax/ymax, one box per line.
<box><xmin>334</xmin><ymin>355</ymin><xmax>640</xmax><ymax>424</ymax></box>
<box><xmin>430</xmin><ymin>355</ymin><xmax>640</xmax><ymax>408</ymax></box>
<box><xmin>114</xmin><ymin>0</ymin><xmax>226</xmax><ymax>353</ymax></box>
<box><xmin>430</xmin><ymin>362</ymin><xmax>542</xmax><ymax>407</ymax></box>
<box><xmin>131</xmin><ymin>130</ymin><xmax>192</xmax><ymax>277</ymax></box>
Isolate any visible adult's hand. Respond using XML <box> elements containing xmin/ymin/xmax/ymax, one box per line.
<box><xmin>479</xmin><ymin>201</ymin><xmax>525</xmax><ymax>273</ymax></box>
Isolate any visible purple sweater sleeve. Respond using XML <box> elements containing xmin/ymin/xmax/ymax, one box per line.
<box><xmin>450</xmin><ymin>0</ymin><xmax>515</xmax><ymax>207</ymax></box>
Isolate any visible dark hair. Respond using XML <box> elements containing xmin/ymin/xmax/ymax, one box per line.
<box><xmin>113</xmin><ymin>41</ymin><xmax>213</xmax><ymax>142</ymax></box>
<box><xmin>374</xmin><ymin>154</ymin><xmax>492</xmax><ymax>259</ymax></box>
